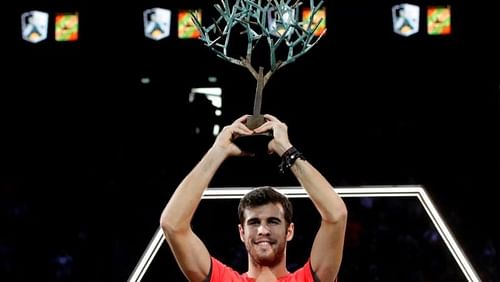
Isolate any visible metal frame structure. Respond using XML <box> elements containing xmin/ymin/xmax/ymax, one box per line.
<box><xmin>128</xmin><ymin>185</ymin><xmax>480</xmax><ymax>282</ymax></box>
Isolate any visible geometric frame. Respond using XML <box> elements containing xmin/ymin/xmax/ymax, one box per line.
<box><xmin>127</xmin><ymin>185</ymin><xmax>480</xmax><ymax>282</ymax></box>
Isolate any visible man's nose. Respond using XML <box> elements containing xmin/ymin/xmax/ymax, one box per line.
<box><xmin>257</xmin><ymin>224</ymin><xmax>271</xmax><ymax>235</ymax></box>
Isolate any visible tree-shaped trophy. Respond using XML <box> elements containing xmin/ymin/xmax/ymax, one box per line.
<box><xmin>193</xmin><ymin>0</ymin><xmax>326</xmax><ymax>153</ymax></box>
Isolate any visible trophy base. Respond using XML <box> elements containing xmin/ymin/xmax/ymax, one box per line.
<box><xmin>246</xmin><ymin>115</ymin><xmax>265</xmax><ymax>131</ymax></box>
<box><xmin>232</xmin><ymin>114</ymin><xmax>273</xmax><ymax>154</ymax></box>
<box><xmin>233</xmin><ymin>131</ymin><xmax>273</xmax><ymax>155</ymax></box>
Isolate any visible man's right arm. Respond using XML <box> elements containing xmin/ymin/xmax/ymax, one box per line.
<box><xmin>160</xmin><ymin>146</ymin><xmax>227</xmax><ymax>281</ymax></box>
<box><xmin>160</xmin><ymin>115</ymin><xmax>253</xmax><ymax>282</ymax></box>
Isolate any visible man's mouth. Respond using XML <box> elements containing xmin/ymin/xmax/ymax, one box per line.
<box><xmin>255</xmin><ymin>240</ymin><xmax>274</xmax><ymax>246</ymax></box>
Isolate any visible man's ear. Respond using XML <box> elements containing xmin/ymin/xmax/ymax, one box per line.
<box><xmin>238</xmin><ymin>224</ymin><xmax>245</xmax><ymax>242</ymax></box>
<box><xmin>286</xmin><ymin>222</ymin><xmax>294</xmax><ymax>241</ymax></box>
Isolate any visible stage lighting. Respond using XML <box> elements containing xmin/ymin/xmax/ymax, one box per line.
<box><xmin>21</xmin><ymin>10</ymin><xmax>49</xmax><ymax>43</ymax></box>
<box><xmin>178</xmin><ymin>10</ymin><xmax>201</xmax><ymax>39</ymax></box>
<box><xmin>55</xmin><ymin>13</ymin><xmax>79</xmax><ymax>42</ymax></box>
<box><xmin>427</xmin><ymin>6</ymin><xmax>451</xmax><ymax>35</ymax></box>
<box><xmin>267</xmin><ymin>6</ymin><xmax>296</xmax><ymax>37</ymax></box>
<box><xmin>143</xmin><ymin>8</ymin><xmax>171</xmax><ymax>41</ymax></box>
<box><xmin>302</xmin><ymin>7</ymin><xmax>326</xmax><ymax>37</ymax></box>
<box><xmin>392</xmin><ymin>3</ymin><xmax>420</xmax><ymax>37</ymax></box>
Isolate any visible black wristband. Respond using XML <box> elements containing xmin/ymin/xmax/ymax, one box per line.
<box><xmin>279</xmin><ymin>147</ymin><xmax>305</xmax><ymax>174</ymax></box>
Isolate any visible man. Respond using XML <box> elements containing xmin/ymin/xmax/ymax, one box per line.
<box><xmin>161</xmin><ymin>114</ymin><xmax>347</xmax><ymax>281</ymax></box>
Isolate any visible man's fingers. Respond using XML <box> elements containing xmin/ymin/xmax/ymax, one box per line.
<box><xmin>233</xmin><ymin>114</ymin><xmax>250</xmax><ymax>124</ymax></box>
<box><xmin>253</xmin><ymin>121</ymin><xmax>273</xmax><ymax>133</ymax></box>
<box><xmin>263</xmin><ymin>114</ymin><xmax>279</xmax><ymax>122</ymax></box>
<box><xmin>234</xmin><ymin>123</ymin><xmax>253</xmax><ymax>135</ymax></box>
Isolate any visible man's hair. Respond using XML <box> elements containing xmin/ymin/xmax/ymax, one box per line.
<box><xmin>238</xmin><ymin>186</ymin><xmax>293</xmax><ymax>226</ymax></box>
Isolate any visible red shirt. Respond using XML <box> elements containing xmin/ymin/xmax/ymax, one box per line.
<box><xmin>209</xmin><ymin>257</ymin><xmax>317</xmax><ymax>282</ymax></box>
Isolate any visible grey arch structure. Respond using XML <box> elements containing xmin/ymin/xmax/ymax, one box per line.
<box><xmin>128</xmin><ymin>185</ymin><xmax>480</xmax><ymax>282</ymax></box>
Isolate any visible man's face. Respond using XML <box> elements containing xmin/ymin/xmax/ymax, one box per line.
<box><xmin>239</xmin><ymin>203</ymin><xmax>294</xmax><ymax>267</ymax></box>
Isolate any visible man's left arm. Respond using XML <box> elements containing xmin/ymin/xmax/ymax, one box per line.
<box><xmin>290</xmin><ymin>158</ymin><xmax>347</xmax><ymax>282</ymax></box>
<box><xmin>253</xmin><ymin>114</ymin><xmax>347</xmax><ymax>281</ymax></box>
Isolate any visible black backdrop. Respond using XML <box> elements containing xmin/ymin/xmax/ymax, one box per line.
<box><xmin>1</xmin><ymin>0</ymin><xmax>499</xmax><ymax>281</ymax></box>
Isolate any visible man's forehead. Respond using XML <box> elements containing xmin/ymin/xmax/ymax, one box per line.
<box><xmin>244</xmin><ymin>203</ymin><xmax>284</xmax><ymax>218</ymax></box>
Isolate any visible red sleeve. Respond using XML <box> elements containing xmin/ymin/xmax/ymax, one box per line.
<box><xmin>209</xmin><ymin>257</ymin><xmax>245</xmax><ymax>282</ymax></box>
<box><xmin>283</xmin><ymin>260</ymin><xmax>315</xmax><ymax>282</ymax></box>
<box><xmin>285</xmin><ymin>260</ymin><xmax>338</xmax><ymax>282</ymax></box>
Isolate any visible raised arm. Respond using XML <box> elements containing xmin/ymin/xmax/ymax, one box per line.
<box><xmin>160</xmin><ymin>115</ymin><xmax>254</xmax><ymax>282</ymax></box>
<box><xmin>254</xmin><ymin>114</ymin><xmax>348</xmax><ymax>282</ymax></box>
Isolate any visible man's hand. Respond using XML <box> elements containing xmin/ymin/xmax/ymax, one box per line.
<box><xmin>213</xmin><ymin>114</ymin><xmax>254</xmax><ymax>157</ymax></box>
<box><xmin>253</xmin><ymin>114</ymin><xmax>293</xmax><ymax>156</ymax></box>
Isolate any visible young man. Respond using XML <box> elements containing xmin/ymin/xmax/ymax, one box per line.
<box><xmin>160</xmin><ymin>114</ymin><xmax>347</xmax><ymax>281</ymax></box>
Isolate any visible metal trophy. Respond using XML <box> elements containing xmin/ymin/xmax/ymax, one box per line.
<box><xmin>192</xmin><ymin>0</ymin><xmax>326</xmax><ymax>153</ymax></box>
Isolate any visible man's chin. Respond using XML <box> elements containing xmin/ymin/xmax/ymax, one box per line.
<box><xmin>253</xmin><ymin>252</ymin><xmax>279</xmax><ymax>266</ymax></box>
<box><xmin>256</xmin><ymin>257</ymin><xmax>277</xmax><ymax>267</ymax></box>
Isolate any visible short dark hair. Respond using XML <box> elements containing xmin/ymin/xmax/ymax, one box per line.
<box><xmin>238</xmin><ymin>186</ymin><xmax>293</xmax><ymax>226</ymax></box>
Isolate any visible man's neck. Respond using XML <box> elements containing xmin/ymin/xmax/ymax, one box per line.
<box><xmin>247</xmin><ymin>262</ymin><xmax>289</xmax><ymax>281</ymax></box>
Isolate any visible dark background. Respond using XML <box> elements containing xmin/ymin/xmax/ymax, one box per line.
<box><xmin>141</xmin><ymin>196</ymin><xmax>472</xmax><ymax>282</ymax></box>
<box><xmin>2</xmin><ymin>0</ymin><xmax>499</xmax><ymax>281</ymax></box>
